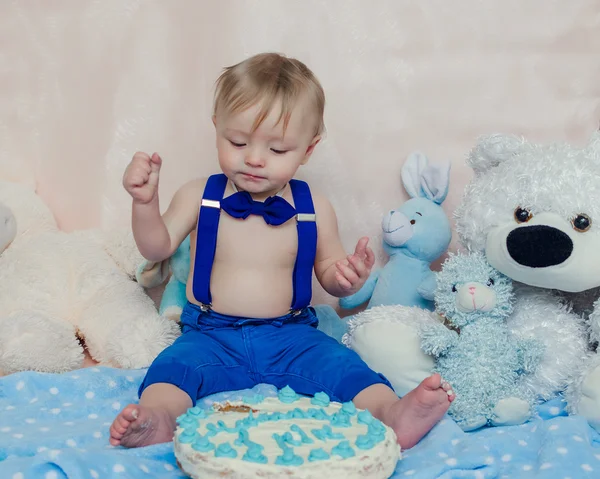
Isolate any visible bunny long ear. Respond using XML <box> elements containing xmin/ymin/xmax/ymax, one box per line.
<box><xmin>420</xmin><ymin>160</ymin><xmax>451</xmax><ymax>204</ymax></box>
<box><xmin>401</xmin><ymin>151</ymin><xmax>451</xmax><ymax>204</ymax></box>
<box><xmin>401</xmin><ymin>151</ymin><xmax>429</xmax><ymax>199</ymax></box>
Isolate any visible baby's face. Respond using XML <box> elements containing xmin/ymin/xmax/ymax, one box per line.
<box><xmin>213</xmin><ymin>96</ymin><xmax>320</xmax><ymax>198</ymax></box>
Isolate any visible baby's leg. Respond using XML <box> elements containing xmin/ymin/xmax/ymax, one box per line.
<box><xmin>354</xmin><ymin>375</ymin><xmax>454</xmax><ymax>449</ymax></box>
<box><xmin>110</xmin><ymin>325</ymin><xmax>254</xmax><ymax>448</ymax></box>
<box><xmin>256</xmin><ymin>322</ymin><xmax>454</xmax><ymax>449</ymax></box>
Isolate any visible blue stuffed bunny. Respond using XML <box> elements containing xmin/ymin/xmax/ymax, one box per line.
<box><xmin>315</xmin><ymin>152</ymin><xmax>452</xmax><ymax>342</ymax></box>
<box><xmin>420</xmin><ymin>251</ymin><xmax>545</xmax><ymax>431</ymax></box>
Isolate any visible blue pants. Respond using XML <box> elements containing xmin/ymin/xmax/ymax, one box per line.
<box><xmin>139</xmin><ymin>302</ymin><xmax>392</xmax><ymax>405</ymax></box>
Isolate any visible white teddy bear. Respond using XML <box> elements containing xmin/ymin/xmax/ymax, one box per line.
<box><xmin>0</xmin><ymin>178</ymin><xmax>180</xmax><ymax>375</ymax></box>
<box><xmin>345</xmin><ymin>131</ymin><xmax>600</xmax><ymax>429</ymax></box>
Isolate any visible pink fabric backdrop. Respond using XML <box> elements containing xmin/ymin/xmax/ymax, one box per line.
<box><xmin>2</xmin><ymin>0</ymin><xmax>599</xmax><ymax>305</ymax></box>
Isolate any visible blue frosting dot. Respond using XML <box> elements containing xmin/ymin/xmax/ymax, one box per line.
<box><xmin>332</xmin><ymin>440</ymin><xmax>356</xmax><ymax>459</ymax></box>
<box><xmin>311</xmin><ymin>392</ymin><xmax>330</xmax><ymax>407</ymax></box>
<box><xmin>177</xmin><ymin>415</ymin><xmax>199</xmax><ymax>430</ymax></box>
<box><xmin>308</xmin><ymin>448</ymin><xmax>330</xmax><ymax>461</ymax></box>
<box><xmin>341</xmin><ymin>402</ymin><xmax>357</xmax><ymax>415</ymax></box>
<box><xmin>285</xmin><ymin>408</ymin><xmax>306</xmax><ymax>420</ymax></box>
<box><xmin>242</xmin><ymin>411</ymin><xmax>259</xmax><ymax>427</ymax></box>
<box><xmin>275</xmin><ymin>447</ymin><xmax>304</xmax><ymax>466</ymax></box>
<box><xmin>290</xmin><ymin>424</ymin><xmax>314</xmax><ymax>444</ymax></box>
<box><xmin>215</xmin><ymin>442</ymin><xmax>238</xmax><ymax>458</ymax></box>
<box><xmin>278</xmin><ymin>385</ymin><xmax>300</xmax><ymax>404</ymax></box>
<box><xmin>244</xmin><ymin>394</ymin><xmax>265</xmax><ymax>405</ymax></box>
<box><xmin>191</xmin><ymin>435</ymin><xmax>215</xmax><ymax>452</ymax></box>
<box><xmin>355</xmin><ymin>434</ymin><xmax>374</xmax><ymax>450</ymax></box>
<box><xmin>188</xmin><ymin>406</ymin><xmax>208</xmax><ymax>418</ymax></box>
<box><xmin>283</xmin><ymin>432</ymin><xmax>302</xmax><ymax>446</ymax></box>
<box><xmin>178</xmin><ymin>428</ymin><xmax>197</xmax><ymax>444</ymax></box>
<box><xmin>307</xmin><ymin>408</ymin><xmax>329</xmax><ymax>420</ymax></box>
<box><xmin>268</xmin><ymin>412</ymin><xmax>283</xmax><ymax>421</ymax></box>
<box><xmin>243</xmin><ymin>445</ymin><xmax>268</xmax><ymax>464</ymax></box>
<box><xmin>235</xmin><ymin>428</ymin><xmax>249</xmax><ymax>446</ymax></box>
<box><xmin>330</xmin><ymin>411</ymin><xmax>351</xmax><ymax>428</ymax></box>
<box><xmin>357</xmin><ymin>410</ymin><xmax>374</xmax><ymax>425</ymax></box>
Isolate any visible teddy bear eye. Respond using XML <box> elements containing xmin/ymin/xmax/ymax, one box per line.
<box><xmin>451</xmin><ymin>284</ymin><xmax>457</xmax><ymax>292</ymax></box>
<box><xmin>486</xmin><ymin>278</ymin><xmax>495</xmax><ymax>286</ymax></box>
<box><xmin>410</xmin><ymin>219</ymin><xmax>416</xmax><ymax>225</ymax></box>
<box><xmin>514</xmin><ymin>207</ymin><xmax>532</xmax><ymax>223</ymax></box>
<box><xmin>572</xmin><ymin>213</ymin><xmax>591</xmax><ymax>232</ymax></box>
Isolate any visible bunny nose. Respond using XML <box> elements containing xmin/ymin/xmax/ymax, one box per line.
<box><xmin>469</xmin><ymin>286</ymin><xmax>476</xmax><ymax>294</ymax></box>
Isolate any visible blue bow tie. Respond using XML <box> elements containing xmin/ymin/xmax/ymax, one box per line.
<box><xmin>220</xmin><ymin>191</ymin><xmax>296</xmax><ymax>226</ymax></box>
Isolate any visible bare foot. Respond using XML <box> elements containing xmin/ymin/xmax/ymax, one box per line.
<box><xmin>383</xmin><ymin>373</ymin><xmax>454</xmax><ymax>449</ymax></box>
<box><xmin>109</xmin><ymin>404</ymin><xmax>176</xmax><ymax>447</ymax></box>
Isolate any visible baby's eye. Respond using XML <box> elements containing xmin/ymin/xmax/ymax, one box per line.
<box><xmin>229</xmin><ymin>140</ymin><xmax>246</xmax><ymax>148</ymax></box>
<box><xmin>270</xmin><ymin>148</ymin><xmax>288</xmax><ymax>155</ymax></box>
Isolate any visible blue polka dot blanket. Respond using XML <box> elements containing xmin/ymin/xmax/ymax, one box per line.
<box><xmin>1</xmin><ymin>367</ymin><xmax>600</xmax><ymax>479</ymax></box>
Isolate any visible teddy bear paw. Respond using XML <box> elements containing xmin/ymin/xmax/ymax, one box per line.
<box><xmin>490</xmin><ymin>397</ymin><xmax>531</xmax><ymax>426</ymax></box>
<box><xmin>578</xmin><ymin>362</ymin><xmax>600</xmax><ymax>431</ymax></box>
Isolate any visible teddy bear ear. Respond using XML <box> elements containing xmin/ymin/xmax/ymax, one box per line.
<box><xmin>467</xmin><ymin>134</ymin><xmax>525</xmax><ymax>175</ymax></box>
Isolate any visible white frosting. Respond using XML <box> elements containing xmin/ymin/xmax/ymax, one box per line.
<box><xmin>174</xmin><ymin>394</ymin><xmax>401</xmax><ymax>479</ymax></box>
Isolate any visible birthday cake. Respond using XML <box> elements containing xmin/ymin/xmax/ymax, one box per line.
<box><xmin>174</xmin><ymin>386</ymin><xmax>401</xmax><ymax>479</ymax></box>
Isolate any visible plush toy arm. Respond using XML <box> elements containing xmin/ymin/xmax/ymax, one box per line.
<box><xmin>516</xmin><ymin>338</ymin><xmax>546</xmax><ymax>374</ymax></box>
<box><xmin>417</xmin><ymin>271</ymin><xmax>437</xmax><ymax>301</ymax></box>
<box><xmin>339</xmin><ymin>269</ymin><xmax>380</xmax><ymax>309</ymax></box>
<box><xmin>419</xmin><ymin>321</ymin><xmax>458</xmax><ymax>357</ymax></box>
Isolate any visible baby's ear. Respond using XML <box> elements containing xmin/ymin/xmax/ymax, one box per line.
<box><xmin>467</xmin><ymin>134</ymin><xmax>526</xmax><ymax>175</ymax></box>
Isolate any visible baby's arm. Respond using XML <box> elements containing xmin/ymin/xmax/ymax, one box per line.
<box><xmin>312</xmin><ymin>194</ymin><xmax>375</xmax><ymax>298</ymax></box>
<box><xmin>123</xmin><ymin>152</ymin><xmax>204</xmax><ymax>262</ymax></box>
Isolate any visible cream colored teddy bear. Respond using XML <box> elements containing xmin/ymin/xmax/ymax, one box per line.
<box><xmin>0</xmin><ymin>178</ymin><xmax>180</xmax><ymax>374</ymax></box>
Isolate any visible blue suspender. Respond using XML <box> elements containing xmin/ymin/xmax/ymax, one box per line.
<box><xmin>191</xmin><ymin>173</ymin><xmax>317</xmax><ymax>311</ymax></box>
<box><xmin>289</xmin><ymin>179</ymin><xmax>317</xmax><ymax>310</ymax></box>
<box><xmin>192</xmin><ymin>174</ymin><xmax>228</xmax><ymax>307</ymax></box>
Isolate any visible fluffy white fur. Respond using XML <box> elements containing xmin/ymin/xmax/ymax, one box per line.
<box><xmin>0</xmin><ymin>179</ymin><xmax>180</xmax><ymax>375</ymax></box>
<box><xmin>345</xmin><ymin>131</ymin><xmax>600</xmax><ymax>431</ymax></box>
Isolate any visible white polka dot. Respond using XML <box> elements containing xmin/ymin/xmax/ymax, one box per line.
<box><xmin>37</xmin><ymin>447</ymin><xmax>48</xmax><ymax>452</ymax></box>
<box><xmin>549</xmin><ymin>406</ymin><xmax>560</xmax><ymax>415</ymax></box>
<box><xmin>108</xmin><ymin>380</ymin><xmax>117</xmax><ymax>388</ymax></box>
<box><xmin>66</xmin><ymin>439</ymin><xmax>77</xmax><ymax>447</ymax></box>
<box><xmin>531</xmin><ymin>425</ymin><xmax>538</xmax><ymax>433</ymax></box>
<box><xmin>403</xmin><ymin>471</ymin><xmax>415</xmax><ymax>476</ymax></box>
<box><xmin>85</xmin><ymin>391</ymin><xmax>95</xmax><ymax>399</ymax></box>
<box><xmin>90</xmin><ymin>471</ymin><xmax>99</xmax><ymax>479</ymax></box>
<box><xmin>496</xmin><ymin>429</ymin><xmax>505</xmax><ymax>434</ymax></box>
<box><xmin>502</xmin><ymin>454</ymin><xmax>512</xmax><ymax>462</ymax></box>
<box><xmin>126</xmin><ymin>376</ymin><xmax>134</xmax><ymax>382</ymax></box>
<box><xmin>112</xmin><ymin>402</ymin><xmax>121</xmax><ymax>410</ymax></box>
<box><xmin>102</xmin><ymin>422</ymin><xmax>111</xmax><ymax>426</ymax></box>
<box><xmin>25</xmin><ymin>418</ymin><xmax>36</xmax><ymax>424</ymax></box>
<box><xmin>573</xmin><ymin>435</ymin><xmax>584</xmax><ymax>442</ymax></box>
<box><xmin>49</xmin><ymin>450</ymin><xmax>61</xmax><ymax>459</ymax></box>
<box><xmin>451</xmin><ymin>439</ymin><xmax>460</xmax><ymax>446</ymax></box>
<box><xmin>64</xmin><ymin>422</ymin><xmax>74</xmax><ymax>426</ymax></box>
<box><xmin>16</xmin><ymin>381</ymin><xmax>24</xmax><ymax>390</ymax></box>
<box><xmin>438</xmin><ymin>452</ymin><xmax>448</xmax><ymax>458</ymax></box>
<box><xmin>518</xmin><ymin>440</ymin><xmax>527</xmax><ymax>446</ymax></box>
<box><xmin>139</xmin><ymin>465</ymin><xmax>150</xmax><ymax>473</ymax></box>
<box><xmin>13</xmin><ymin>433</ymin><xmax>23</xmax><ymax>439</ymax></box>
<box><xmin>1</xmin><ymin>427</ymin><xmax>10</xmax><ymax>432</ymax></box>
<box><xmin>50</xmin><ymin>408</ymin><xmax>61</xmax><ymax>415</ymax></box>
<box><xmin>595</xmin><ymin>453</ymin><xmax>600</xmax><ymax>460</ymax></box>
<box><xmin>49</xmin><ymin>387</ymin><xmax>59</xmax><ymax>395</ymax></box>
<box><xmin>549</xmin><ymin>424</ymin><xmax>559</xmax><ymax>431</ymax></box>
<box><xmin>445</xmin><ymin>458</ymin><xmax>457</xmax><ymax>466</ymax></box>
<box><xmin>113</xmin><ymin>464</ymin><xmax>125</xmax><ymax>473</ymax></box>
<box><xmin>557</xmin><ymin>447</ymin><xmax>568</xmax><ymax>455</ymax></box>
<box><xmin>62</xmin><ymin>403</ymin><xmax>72</xmax><ymax>407</ymax></box>
<box><xmin>88</xmin><ymin>414</ymin><xmax>98</xmax><ymax>419</ymax></box>
<box><xmin>91</xmin><ymin>368</ymin><xmax>100</xmax><ymax>373</ymax></box>
<box><xmin>12</xmin><ymin>473</ymin><xmax>24</xmax><ymax>479</ymax></box>
<box><xmin>71</xmin><ymin>375</ymin><xmax>79</xmax><ymax>379</ymax></box>
<box><xmin>540</xmin><ymin>463</ymin><xmax>552</xmax><ymax>470</ymax></box>
<box><xmin>474</xmin><ymin>472</ymin><xmax>484</xmax><ymax>479</ymax></box>
<box><xmin>30</xmin><ymin>398</ymin><xmax>38</xmax><ymax>404</ymax></box>
<box><xmin>523</xmin><ymin>465</ymin><xmax>532</xmax><ymax>471</ymax></box>
<box><xmin>6</xmin><ymin>405</ymin><xmax>15</xmax><ymax>410</ymax></box>
<box><xmin>485</xmin><ymin>456</ymin><xmax>494</xmax><ymax>465</ymax></box>
<box><xmin>164</xmin><ymin>464</ymin><xmax>175</xmax><ymax>471</ymax></box>
<box><xmin>45</xmin><ymin>471</ymin><xmax>57</xmax><ymax>479</ymax></box>
<box><xmin>39</xmin><ymin>427</ymin><xmax>50</xmax><ymax>432</ymax></box>
<box><xmin>93</xmin><ymin>431</ymin><xmax>102</xmax><ymax>438</ymax></box>
<box><xmin>582</xmin><ymin>464</ymin><xmax>593</xmax><ymax>472</ymax></box>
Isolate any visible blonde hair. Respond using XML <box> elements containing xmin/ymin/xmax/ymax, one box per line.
<box><xmin>213</xmin><ymin>53</ymin><xmax>325</xmax><ymax>136</ymax></box>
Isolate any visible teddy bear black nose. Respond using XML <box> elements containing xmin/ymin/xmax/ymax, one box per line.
<box><xmin>506</xmin><ymin>225</ymin><xmax>573</xmax><ymax>268</ymax></box>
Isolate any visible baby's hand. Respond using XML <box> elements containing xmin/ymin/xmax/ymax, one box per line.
<box><xmin>123</xmin><ymin>152</ymin><xmax>162</xmax><ymax>204</ymax></box>
<box><xmin>335</xmin><ymin>237</ymin><xmax>375</xmax><ymax>294</ymax></box>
